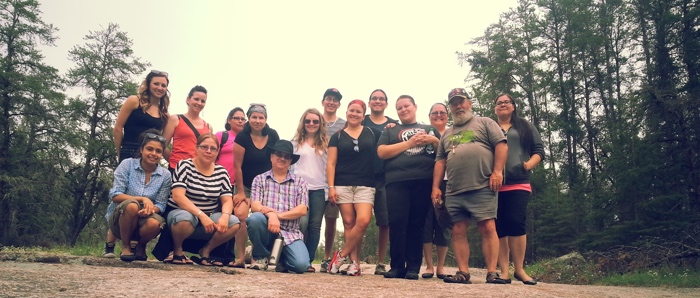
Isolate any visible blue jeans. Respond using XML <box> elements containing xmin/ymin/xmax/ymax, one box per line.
<box><xmin>299</xmin><ymin>189</ymin><xmax>326</xmax><ymax>262</ymax></box>
<box><xmin>246</xmin><ymin>212</ymin><xmax>310</xmax><ymax>273</ymax></box>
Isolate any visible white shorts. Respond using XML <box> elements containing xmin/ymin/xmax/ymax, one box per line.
<box><xmin>335</xmin><ymin>186</ymin><xmax>375</xmax><ymax>205</ymax></box>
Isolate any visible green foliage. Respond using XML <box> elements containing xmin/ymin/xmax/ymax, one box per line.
<box><xmin>598</xmin><ymin>267</ymin><xmax>700</xmax><ymax>288</ymax></box>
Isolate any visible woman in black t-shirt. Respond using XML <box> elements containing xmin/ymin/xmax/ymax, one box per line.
<box><xmin>326</xmin><ymin>100</ymin><xmax>379</xmax><ymax>276</ymax></box>
<box><xmin>377</xmin><ymin>95</ymin><xmax>440</xmax><ymax>280</ymax></box>
<box><xmin>232</xmin><ymin>104</ymin><xmax>280</xmax><ymax>260</ymax></box>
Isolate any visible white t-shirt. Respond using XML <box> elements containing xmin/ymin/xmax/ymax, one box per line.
<box><xmin>293</xmin><ymin>142</ymin><xmax>326</xmax><ymax>190</ymax></box>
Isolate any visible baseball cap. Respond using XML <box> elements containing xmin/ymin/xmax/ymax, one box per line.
<box><xmin>323</xmin><ymin>88</ymin><xmax>343</xmax><ymax>101</ymax></box>
<box><xmin>448</xmin><ymin>88</ymin><xmax>472</xmax><ymax>102</ymax></box>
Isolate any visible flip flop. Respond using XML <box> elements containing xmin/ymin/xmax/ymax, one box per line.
<box><xmin>190</xmin><ymin>256</ymin><xmax>213</xmax><ymax>266</ymax></box>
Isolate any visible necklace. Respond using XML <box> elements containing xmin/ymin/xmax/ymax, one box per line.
<box><xmin>326</xmin><ymin>117</ymin><xmax>337</xmax><ymax>127</ymax></box>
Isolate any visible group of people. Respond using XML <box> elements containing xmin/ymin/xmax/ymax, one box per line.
<box><xmin>103</xmin><ymin>69</ymin><xmax>545</xmax><ymax>285</ymax></box>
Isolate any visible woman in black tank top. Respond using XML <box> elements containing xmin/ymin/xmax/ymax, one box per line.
<box><xmin>114</xmin><ymin>70</ymin><xmax>171</xmax><ymax>163</ymax></box>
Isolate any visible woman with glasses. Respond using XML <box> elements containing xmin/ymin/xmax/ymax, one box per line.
<box><xmin>327</xmin><ymin>100</ymin><xmax>380</xmax><ymax>276</ymax></box>
<box><xmin>422</xmin><ymin>103</ymin><xmax>451</xmax><ymax>279</ymax></box>
<box><xmin>163</xmin><ymin>85</ymin><xmax>212</xmax><ymax>173</ymax></box>
<box><xmin>291</xmin><ymin>108</ymin><xmax>328</xmax><ymax>272</ymax></box>
<box><xmin>216</xmin><ymin>107</ymin><xmax>248</xmax><ymax>267</ymax></box>
<box><xmin>105</xmin><ymin>70</ymin><xmax>170</xmax><ymax>258</ymax></box>
<box><xmin>493</xmin><ymin>94</ymin><xmax>544</xmax><ymax>285</ymax></box>
<box><xmin>166</xmin><ymin>133</ymin><xmax>240</xmax><ymax>265</ymax></box>
<box><xmin>105</xmin><ymin>129</ymin><xmax>171</xmax><ymax>262</ymax></box>
<box><xmin>378</xmin><ymin>95</ymin><xmax>440</xmax><ymax>280</ymax></box>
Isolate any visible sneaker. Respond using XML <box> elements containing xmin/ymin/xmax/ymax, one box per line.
<box><xmin>102</xmin><ymin>242</ymin><xmax>116</xmax><ymax>258</ymax></box>
<box><xmin>486</xmin><ymin>272</ymin><xmax>508</xmax><ymax>284</ymax></box>
<box><xmin>340</xmin><ymin>263</ymin><xmax>352</xmax><ymax>275</ymax></box>
<box><xmin>384</xmin><ymin>268</ymin><xmax>406</xmax><ymax>279</ymax></box>
<box><xmin>346</xmin><ymin>262</ymin><xmax>361</xmax><ymax>276</ymax></box>
<box><xmin>250</xmin><ymin>257</ymin><xmax>269</xmax><ymax>270</ymax></box>
<box><xmin>320</xmin><ymin>259</ymin><xmax>330</xmax><ymax>273</ymax></box>
<box><xmin>328</xmin><ymin>250</ymin><xmax>346</xmax><ymax>274</ymax></box>
<box><xmin>374</xmin><ymin>263</ymin><xmax>387</xmax><ymax>275</ymax></box>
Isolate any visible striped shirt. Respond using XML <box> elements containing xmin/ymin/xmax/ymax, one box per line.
<box><xmin>167</xmin><ymin>159</ymin><xmax>233</xmax><ymax>213</ymax></box>
<box><xmin>251</xmin><ymin>170</ymin><xmax>308</xmax><ymax>245</ymax></box>
<box><xmin>106</xmin><ymin>158</ymin><xmax>172</xmax><ymax>221</ymax></box>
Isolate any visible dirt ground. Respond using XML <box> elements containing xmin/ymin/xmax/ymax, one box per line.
<box><xmin>0</xmin><ymin>252</ymin><xmax>697</xmax><ymax>298</ymax></box>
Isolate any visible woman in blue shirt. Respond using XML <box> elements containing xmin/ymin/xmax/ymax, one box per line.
<box><xmin>106</xmin><ymin>129</ymin><xmax>172</xmax><ymax>262</ymax></box>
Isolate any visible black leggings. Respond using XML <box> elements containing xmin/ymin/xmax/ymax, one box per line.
<box><xmin>386</xmin><ymin>179</ymin><xmax>432</xmax><ymax>272</ymax></box>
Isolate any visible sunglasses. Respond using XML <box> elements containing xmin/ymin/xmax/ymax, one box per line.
<box><xmin>198</xmin><ymin>145</ymin><xmax>219</xmax><ymax>152</ymax></box>
<box><xmin>353</xmin><ymin>139</ymin><xmax>359</xmax><ymax>152</ymax></box>
<box><xmin>304</xmin><ymin>119</ymin><xmax>320</xmax><ymax>125</ymax></box>
<box><xmin>231</xmin><ymin>116</ymin><xmax>247</xmax><ymax>122</ymax></box>
<box><xmin>144</xmin><ymin>133</ymin><xmax>166</xmax><ymax>143</ymax></box>
<box><xmin>273</xmin><ymin>151</ymin><xmax>293</xmax><ymax>160</ymax></box>
<box><xmin>430</xmin><ymin>111</ymin><xmax>448</xmax><ymax>116</ymax></box>
<box><xmin>150</xmin><ymin>70</ymin><xmax>169</xmax><ymax>77</ymax></box>
<box><xmin>495</xmin><ymin>100</ymin><xmax>512</xmax><ymax>106</ymax></box>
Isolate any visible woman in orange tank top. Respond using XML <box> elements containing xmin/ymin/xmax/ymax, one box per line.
<box><xmin>163</xmin><ymin>85</ymin><xmax>212</xmax><ymax>172</ymax></box>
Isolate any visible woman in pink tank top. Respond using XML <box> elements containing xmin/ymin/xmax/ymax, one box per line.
<box><xmin>163</xmin><ymin>85</ymin><xmax>211</xmax><ymax>172</ymax></box>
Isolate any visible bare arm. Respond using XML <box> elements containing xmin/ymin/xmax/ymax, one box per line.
<box><xmin>276</xmin><ymin>204</ymin><xmax>307</xmax><ymax>220</ymax></box>
<box><xmin>162</xmin><ymin>114</ymin><xmax>179</xmax><ymax>161</ymax></box>
<box><xmin>233</xmin><ymin>143</ymin><xmax>246</xmax><ymax>196</ymax></box>
<box><xmin>377</xmin><ymin>135</ymin><xmax>420</xmax><ymax>160</ymax></box>
<box><xmin>326</xmin><ymin>146</ymin><xmax>338</xmax><ymax>203</ymax></box>
<box><xmin>431</xmin><ymin>159</ymin><xmax>446</xmax><ymax>204</ymax></box>
<box><xmin>113</xmin><ymin>96</ymin><xmax>139</xmax><ymax>157</ymax></box>
<box><xmin>490</xmin><ymin>141</ymin><xmax>508</xmax><ymax>191</ymax></box>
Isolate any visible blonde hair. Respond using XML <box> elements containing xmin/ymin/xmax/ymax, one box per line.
<box><xmin>293</xmin><ymin>108</ymin><xmax>328</xmax><ymax>156</ymax></box>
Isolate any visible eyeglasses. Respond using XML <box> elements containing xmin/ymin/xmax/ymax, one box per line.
<box><xmin>304</xmin><ymin>119</ymin><xmax>320</xmax><ymax>125</ymax></box>
<box><xmin>369</xmin><ymin>96</ymin><xmax>386</xmax><ymax>101</ymax></box>
<box><xmin>231</xmin><ymin>117</ymin><xmax>246</xmax><ymax>122</ymax></box>
<box><xmin>144</xmin><ymin>133</ymin><xmax>166</xmax><ymax>143</ymax></box>
<box><xmin>495</xmin><ymin>100</ymin><xmax>512</xmax><ymax>106</ymax></box>
<box><xmin>430</xmin><ymin>111</ymin><xmax>448</xmax><ymax>116</ymax></box>
<box><xmin>324</xmin><ymin>96</ymin><xmax>341</xmax><ymax>102</ymax></box>
<box><xmin>273</xmin><ymin>151</ymin><xmax>292</xmax><ymax>160</ymax></box>
<box><xmin>150</xmin><ymin>70</ymin><xmax>168</xmax><ymax>77</ymax></box>
<box><xmin>198</xmin><ymin>145</ymin><xmax>219</xmax><ymax>152</ymax></box>
<box><xmin>353</xmin><ymin>139</ymin><xmax>359</xmax><ymax>152</ymax></box>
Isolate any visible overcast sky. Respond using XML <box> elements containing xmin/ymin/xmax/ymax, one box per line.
<box><xmin>38</xmin><ymin>0</ymin><xmax>516</xmax><ymax>139</ymax></box>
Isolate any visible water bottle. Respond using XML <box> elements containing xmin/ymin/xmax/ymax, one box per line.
<box><xmin>426</xmin><ymin>128</ymin><xmax>435</xmax><ymax>154</ymax></box>
<box><xmin>269</xmin><ymin>235</ymin><xmax>284</xmax><ymax>265</ymax></box>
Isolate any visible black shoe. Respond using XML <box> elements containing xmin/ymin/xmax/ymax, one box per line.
<box><xmin>384</xmin><ymin>268</ymin><xmax>406</xmax><ymax>279</ymax></box>
<box><xmin>405</xmin><ymin>271</ymin><xmax>419</xmax><ymax>280</ymax></box>
<box><xmin>513</xmin><ymin>272</ymin><xmax>538</xmax><ymax>285</ymax></box>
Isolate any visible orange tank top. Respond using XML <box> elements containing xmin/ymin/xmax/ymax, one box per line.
<box><xmin>169</xmin><ymin>116</ymin><xmax>210</xmax><ymax>169</ymax></box>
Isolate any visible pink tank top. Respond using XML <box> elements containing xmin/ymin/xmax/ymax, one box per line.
<box><xmin>169</xmin><ymin>116</ymin><xmax>210</xmax><ymax>169</ymax></box>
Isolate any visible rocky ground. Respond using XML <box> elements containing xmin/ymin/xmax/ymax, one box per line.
<box><xmin>0</xmin><ymin>252</ymin><xmax>697</xmax><ymax>298</ymax></box>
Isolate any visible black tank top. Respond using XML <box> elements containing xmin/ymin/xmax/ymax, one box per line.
<box><xmin>123</xmin><ymin>107</ymin><xmax>162</xmax><ymax>144</ymax></box>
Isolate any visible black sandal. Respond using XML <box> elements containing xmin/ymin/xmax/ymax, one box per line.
<box><xmin>444</xmin><ymin>271</ymin><xmax>472</xmax><ymax>284</ymax></box>
<box><xmin>171</xmin><ymin>254</ymin><xmax>190</xmax><ymax>265</ymax></box>
<box><xmin>191</xmin><ymin>256</ymin><xmax>213</xmax><ymax>266</ymax></box>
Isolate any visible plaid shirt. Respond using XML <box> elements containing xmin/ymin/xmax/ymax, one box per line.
<box><xmin>251</xmin><ymin>170</ymin><xmax>309</xmax><ymax>245</ymax></box>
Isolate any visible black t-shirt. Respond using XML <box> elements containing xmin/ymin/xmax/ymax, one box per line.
<box><xmin>234</xmin><ymin>129</ymin><xmax>280</xmax><ymax>188</ymax></box>
<box><xmin>362</xmin><ymin>115</ymin><xmax>399</xmax><ymax>177</ymax></box>
<box><xmin>329</xmin><ymin>127</ymin><xmax>379</xmax><ymax>187</ymax></box>
<box><xmin>378</xmin><ymin>123</ymin><xmax>440</xmax><ymax>184</ymax></box>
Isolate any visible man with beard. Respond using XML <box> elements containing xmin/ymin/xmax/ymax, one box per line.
<box><xmin>431</xmin><ymin>88</ymin><xmax>508</xmax><ymax>284</ymax></box>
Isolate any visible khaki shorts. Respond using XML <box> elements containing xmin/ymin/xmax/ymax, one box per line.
<box><xmin>335</xmin><ymin>186</ymin><xmax>375</xmax><ymax>205</ymax></box>
<box><xmin>108</xmin><ymin>199</ymin><xmax>165</xmax><ymax>240</ymax></box>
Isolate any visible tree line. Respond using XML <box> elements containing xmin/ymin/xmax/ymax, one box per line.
<box><xmin>460</xmin><ymin>0</ymin><xmax>699</xmax><ymax>263</ymax></box>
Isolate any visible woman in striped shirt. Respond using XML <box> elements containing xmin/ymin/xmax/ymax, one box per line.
<box><xmin>167</xmin><ymin>133</ymin><xmax>241</xmax><ymax>265</ymax></box>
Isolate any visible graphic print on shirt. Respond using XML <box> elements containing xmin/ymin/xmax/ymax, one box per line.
<box><xmin>448</xmin><ymin>130</ymin><xmax>475</xmax><ymax>155</ymax></box>
<box><xmin>400</xmin><ymin>128</ymin><xmax>427</xmax><ymax>156</ymax></box>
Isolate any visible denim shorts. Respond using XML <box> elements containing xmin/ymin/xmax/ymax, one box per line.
<box><xmin>167</xmin><ymin>209</ymin><xmax>240</xmax><ymax>240</ymax></box>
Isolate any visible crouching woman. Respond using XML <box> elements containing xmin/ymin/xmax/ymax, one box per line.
<box><xmin>106</xmin><ymin>129</ymin><xmax>172</xmax><ymax>262</ymax></box>
<box><xmin>167</xmin><ymin>133</ymin><xmax>241</xmax><ymax>265</ymax></box>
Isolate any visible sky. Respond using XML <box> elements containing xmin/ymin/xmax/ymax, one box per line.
<box><xmin>38</xmin><ymin>0</ymin><xmax>517</xmax><ymax>140</ymax></box>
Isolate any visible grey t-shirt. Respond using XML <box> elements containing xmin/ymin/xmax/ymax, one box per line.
<box><xmin>326</xmin><ymin>117</ymin><xmax>346</xmax><ymax>137</ymax></box>
<box><xmin>436</xmin><ymin>117</ymin><xmax>506</xmax><ymax>196</ymax></box>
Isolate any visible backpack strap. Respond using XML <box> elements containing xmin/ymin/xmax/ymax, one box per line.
<box><xmin>178</xmin><ymin>114</ymin><xmax>201</xmax><ymax>139</ymax></box>
<box><xmin>216</xmin><ymin>131</ymin><xmax>229</xmax><ymax>162</ymax></box>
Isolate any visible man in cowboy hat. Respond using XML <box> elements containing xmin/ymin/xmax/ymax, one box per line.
<box><xmin>246</xmin><ymin>140</ymin><xmax>310</xmax><ymax>273</ymax></box>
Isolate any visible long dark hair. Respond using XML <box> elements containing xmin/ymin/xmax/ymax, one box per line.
<box><xmin>495</xmin><ymin>94</ymin><xmax>534</xmax><ymax>153</ymax></box>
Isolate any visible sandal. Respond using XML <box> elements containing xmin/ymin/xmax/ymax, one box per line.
<box><xmin>486</xmin><ymin>272</ymin><xmax>508</xmax><ymax>284</ymax></box>
<box><xmin>171</xmin><ymin>254</ymin><xmax>190</xmax><ymax>265</ymax></box>
<box><xmin>191</xmin><ymin>256</ymin><xmax>215</xmax><ymax>266</ymax></box>
<box><xmin>444</xmin><ymin>271</ymin><xmax>472</xmax><ymax>284</ymax></box>
<box><xmin>306</xmin><ymin>266</ymin><xmax>316</xmax><ymax>273</ymax></box>
<box><xmin>227</xmin><ymin>261</ymin><xmax>246</xmax><ymax>268</ymax></box>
